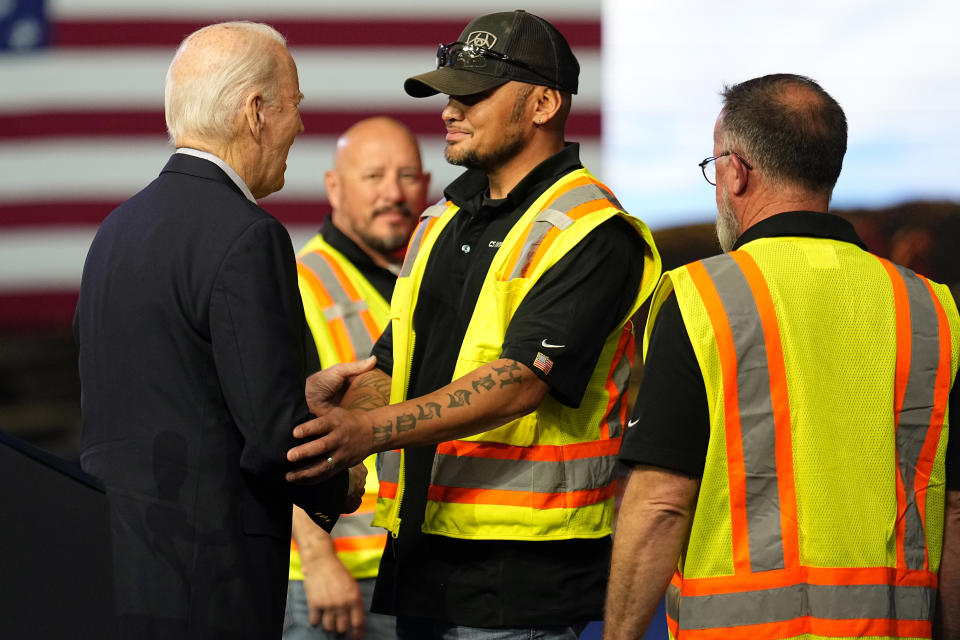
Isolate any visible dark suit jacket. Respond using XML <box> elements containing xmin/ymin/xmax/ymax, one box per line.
<box><xmin>75</xmin><ymin>153</ymin><xmax>347</xmax><ymax>639</ymax></box>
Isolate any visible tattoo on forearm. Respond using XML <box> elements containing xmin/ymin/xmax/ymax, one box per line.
<box><xmin>372</xmin><ymin>422</ymin><xmax>393</xmax><ymax>444</ymax></box>
<box><xmin>494</xmin><ymin>361</ymin><xmax>522</xmax><ymax>387</ymax></box>
<box><xmin>371</xmin><ymin>376</ymin><xmax>391</xmax><ymax>401</ymax></box>
<box><xmin>472</xmin><ymin>374</ymin><xmax>496</xmax><ymax>393</ymax></box>
<box><xmin>348</xmin><ymin>392</ymin><xmax>385</xmax><ymax>411</ymax></box>
<box><xmin>396</xmin><ymin>412</ymin><xmax>416</xmax><ymax>433</ymax></box>
<box><xmin>374</xmin><ymin>402</ymin><xmax>440</xmax><ymax>443</ymax></box>
<box><xmin>417</xmin><ymin>402</ymin><xmax>442</xmax><ymax>420</ymax></box>
<box><xmin>347</xmin><ymin>373</ymin><xmax>391</xmax><ymax>410</ymax></box>
<box><xmin>447</xmin><ymin>390</ymin><xmax>472</xmax><ymax>408</ymax></box>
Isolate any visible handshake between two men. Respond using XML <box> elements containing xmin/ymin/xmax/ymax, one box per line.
<box><xmin>288</xmin><ymin>356</ymin><xmax>386</xmax><ymax>506</ymax></box>
<box><xmin>286</xmin><ymin>353</ymin><xmax>550</xmax><ymax>487</ymax></box>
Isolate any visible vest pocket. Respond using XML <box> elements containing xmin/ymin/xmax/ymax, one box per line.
<box><xmin>493</xmin><ymin>277</ymin><xmax>531</xmax><ymax>317</ymax></box>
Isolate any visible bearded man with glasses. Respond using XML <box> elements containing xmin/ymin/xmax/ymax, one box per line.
<box><xmin>607</xmin><ymin>73</ymin><xmax>960</xmax><ymax>640</ymax></box>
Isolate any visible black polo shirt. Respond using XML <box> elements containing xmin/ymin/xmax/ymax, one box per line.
<box><xmin>619</xmin><ymin>211</ymin><xmax>959</xmax><ymax>490</ymax></box>
<box><xmin>369</xmin><ymin>143</ymin><xmax>648</xmax><ymax>627</ymax></box>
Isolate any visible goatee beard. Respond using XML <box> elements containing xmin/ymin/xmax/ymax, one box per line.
<box><xmin>445</xmin><ymin>132</ymin><xmax>524</xmax><ymax>173</ymax></box>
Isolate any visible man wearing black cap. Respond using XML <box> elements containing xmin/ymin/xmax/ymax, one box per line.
<box><xmin>285</xmin><ymin>10</ymin><xmax>661</xmax><ymax>638</ymax></box>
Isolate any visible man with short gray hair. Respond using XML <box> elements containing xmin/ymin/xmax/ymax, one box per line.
<box><xmin>605</xmin><ymin>73</ymin><xmax>960</xmax><ymax>640</ymax></box>
<box><xmin>75</xmin><ymin>22</ymin><xmax>365</xmax><ymax>639</ymax></box>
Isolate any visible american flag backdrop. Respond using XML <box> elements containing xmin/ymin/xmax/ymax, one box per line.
<box><xmin>0</xmin><ymin>0</ymin><xmax>602</xmax><ymax>330</ymax></box>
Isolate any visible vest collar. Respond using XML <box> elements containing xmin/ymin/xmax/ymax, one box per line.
<box><xmin>734</xmin><ymin>211</ymin><xmax>867</xmax><ymax>250</ymax></box>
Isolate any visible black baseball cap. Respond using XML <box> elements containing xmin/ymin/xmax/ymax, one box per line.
<box><xmin>404</xmin><ymin>10</ymin><xmax>579</xmax><ymax>98</ymax></box>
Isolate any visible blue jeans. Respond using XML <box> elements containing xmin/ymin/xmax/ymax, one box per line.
<box><xmin>396</xmin><ymin>616</ymin><xmax>585</xmax><ymax>640</ymax></box>
<box><xmin>283</xmin><ymin>578</ymin><xmax>397</xmax><ymax>640</ymax></box>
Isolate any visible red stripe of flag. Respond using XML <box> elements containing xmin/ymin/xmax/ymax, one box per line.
<box><xmin>0</xmin><ymin>200</ymin><xmax>333</xmax><ymax>227</ymax></box>
<box><xmin>0</xmin><ymin>110</ymin><xmax>601</xmax><ymax>140</ymax></box>
<box><xmin>49</xmin><ymin>19</ymin><xmax>601</xmax><ymax>49</ymax></box>
<box><xmin>0</xmin><ymin>292</ymin><xmax>79</xmax><ymax>330</ymax></box>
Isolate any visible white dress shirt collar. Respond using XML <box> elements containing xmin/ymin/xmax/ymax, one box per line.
<box><xmin>175</xmin><ymin>148</ymin><xmax>257</xmax><ymax>203</ymax></box>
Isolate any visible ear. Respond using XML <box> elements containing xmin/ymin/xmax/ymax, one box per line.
<box><xmin>728</xmin><ymin>154</ymin><xmax>750</xmax><ymax>197</ymax></box>
<box><xmin>532</xmin><ymin>87</ymin><xmax>563</xmax><ymax>127</ymax></box>
<box><xmin>243</xmin><ymin>91</ymin><xmax>265</xmax><ymax>139</ymax></box>
<box><xmin>421</xmin><ymin>171</ymin><xmax>432</xmax><ymax>196</ymax></box>
<box><xmin>324</xmin><ymin>169</ymin><xmax>341</xmax><ymax>210</ymax></box>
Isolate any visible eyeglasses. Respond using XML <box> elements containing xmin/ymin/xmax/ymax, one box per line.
<box><xmin>436</xmin><ymin>41</ymin><xmax>554</xmax><ymax>85</ymax></box>
<box><xmin>698</xmin><ymin>151</ymin><xmax>753</xmax><ymax>186</ymax></box>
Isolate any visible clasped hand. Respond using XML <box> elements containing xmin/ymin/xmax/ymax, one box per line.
<box><xmin>286</xmin><ymin>357</ymin><xmax>377</xmax><ymax>484</ymax></box>
<box><xmin>343</xmin><ymin>462</ymin><xmax>367</xmax><ymax>514</ymax></box>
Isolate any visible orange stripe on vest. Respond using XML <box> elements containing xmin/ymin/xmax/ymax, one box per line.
<box><xmin>435</xmin><ymin>437</ymin><xmax>621</xmax><ymax>461</ymax></box>
<box><xmin>668</xmin><ymin>616</ymin><xmax>932</xmax><ymax>640</ymax></box>
<box><xmin>729</xmin><ymin>251</ymin><xmax>800</xmax><ymax>570</ymax></box>
<box><xmin>333</xmin><ymin>534</ymin><xmax>388</xmax><ymax>554</ymax></box>
<box><xmin>427</xmin><ymin>484</ymin><xmax>616</xmax><ymax>509</ymax></box>
<box><xmin>687</xmin><ymin>260</ymin><xmax>751</xmax><ymax>573</ymax></box>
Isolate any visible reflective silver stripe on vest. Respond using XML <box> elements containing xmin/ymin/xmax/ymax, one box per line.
<box><xmin>399</xmin><ymin>204</ymin><xmax>445</xmax><ymax>278</ymax></box>
<box><xmin>377</xmin><ymin>450</ymin><xmax>400</xmax><ymax>485</ymax></box>
<box><xmin>893</xmin><ymin>264</ymin><xmax>943</xmax><ymax>570</ymax></box>
<box><xmin>666</xmin><ymin>582</ymin><xmax>935</xmax><ymax>630</ymax></box>
<box><xmin>701</xmin><ymin>255</ymin><xmax>785</xmax><ymax>572</ymax></box>
<box><xmin>299</xmin><ymin>251</ymin><xmax>374</xmax><ymax>357</ymax></box>
<box><xmin>431</xmin><ymin>451</ymin><xmax>617</xmax><ymax>494</ymax></box>
<box><xmin>597</xmin><ymin>183</ymin><xmax>625</xmax><ymax>212</ymax></box>
<box><xmin>604</xmin><ymin>343</ymin><xmax>633</xmax><ymax>439</ymax></box>
<box><xmin>331</xmin><ymin>508</ymin><xmax>377</xmax><ymax>539</ymax></box>
<box><xmin>508</xmin><ymin>183</ymin><xmax>612</xmax><ymax>280</ymax></box>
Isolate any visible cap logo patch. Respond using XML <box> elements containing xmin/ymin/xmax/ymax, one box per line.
<box><xmin>466</xmin><ymin>31</ymin><xmax>497</xmax><ymax>49</ymax></box>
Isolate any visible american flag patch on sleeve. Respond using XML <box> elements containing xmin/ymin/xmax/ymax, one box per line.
<box><xmin>533</xmin><ymin>352</ymin><xmax>554</xmax><ymax>375</ymax></box>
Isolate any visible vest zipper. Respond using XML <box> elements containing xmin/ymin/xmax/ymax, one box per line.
<box><xmin>389</xmin><ymin>331</ymin><xmax>415</xmax><ymax>537</ymax></box>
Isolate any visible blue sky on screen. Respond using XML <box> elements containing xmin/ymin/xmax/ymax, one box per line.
<box><xmin>603</xmin><ymin>0</ymin><xmax>960</xmax><ymax>229</ymax></box>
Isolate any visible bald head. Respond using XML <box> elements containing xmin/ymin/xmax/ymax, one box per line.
<box><xmin>325</xmin><ymin>118</ymin><xmax>430</xmax><ymax>261</ymax></box>
<box><xmin>334</xmin><ymin>117</ymin><xmax>422</xmax><ymax>173</ymax></box>
<box><xmin>165</xmin><ymin>22</ymin><xmax>287</xmax><ymax>147</ymax></box>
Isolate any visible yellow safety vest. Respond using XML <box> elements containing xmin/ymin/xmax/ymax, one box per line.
<box><xmin>289</xmin><ymin>233</ymin><xmax>389</xmax><ymax>580</ymax></box>
<box><xmin>374</xmin><ymin>168</ymin><xmax>661</xmax><ymax>540</ymax></box>
<box><xmin>648</xmin><ymin>236</ymin><xmax>960</xmax><ymax>639</ymax></box>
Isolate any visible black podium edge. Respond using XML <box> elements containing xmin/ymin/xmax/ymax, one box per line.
<box><xmin>0</xmin><ymin>427</ymin><xmax>105</xmax><ymax>493</ymax></box>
